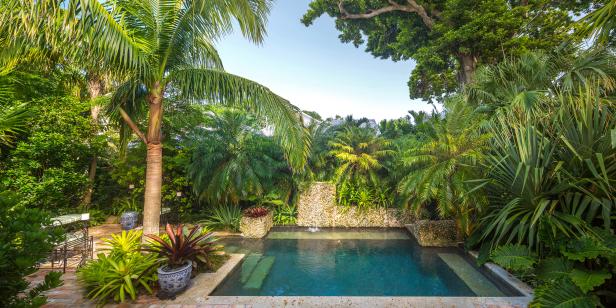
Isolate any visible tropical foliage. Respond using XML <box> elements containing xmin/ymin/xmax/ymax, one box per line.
<box><xmin>145</xmin><ymin>224</ymin><xmax>222</xmax><ymax>272</ymax></box>
<box><xmin>1</xmin><ymin>1</ymin><xmax>616</xmax><ymax>306</ymax></box>
<box><xmin>0</xmin><ymin>191</ymin><xmax>63</xmax><ymax>308</ymax></box>
<box><xmin>77</xmin><ymin>230</ymin><xmax>158</xmax><ymax>306</ymax></box>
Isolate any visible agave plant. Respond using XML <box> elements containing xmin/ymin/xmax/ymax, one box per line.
<box><xmin>144</xmin><ymin>224</ymin><xmax>221</xmax><ymax>271</ymax></box>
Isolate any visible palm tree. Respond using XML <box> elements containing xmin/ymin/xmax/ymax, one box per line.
<box><xmin>581</xmin><ymin>0</ymin><xmax>616</xmax><ymax>45</ymax></box>
<box><xmin>0</xmin><ymin>104</ymin><xmax>30</xmax><ymax>150</ymax></box>
<box><xmin>189</xmin><ymin>108</ymin><xmax>289</xmax><ymax>205</ymax></box>
<box><xmin>14</xmin><ymin>0</ymin><xmax>309</xmax><ymax>235</ymax></box>
<box><xmin>398</xmin><ymin>99</ymin><xmax>488</xmax><ymax>236</ymax></box>
<box><xmin>329</xmin><ymin>126</ymin><xmax>393</xmax><ymax>187</ymax></box>
<box><xmin>466</xmin><ymin>50</ymin><xmax>616</xmax><ymax>118</ymax></box>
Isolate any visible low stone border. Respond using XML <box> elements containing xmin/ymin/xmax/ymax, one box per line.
<box><xmin>171</xmin><ymin>253</ymin><xmax>245</xmax><ymax>304</ymax></box>
<box><xmin>468</xmin><ymin>251</ymin><xmax>534</xmax><ymax>297</ymax></box>
<box><xmin>405</xmin><ymin>220</ymin><xmax>458</xmax><ymax>247</ymax></box>
<box><xmin>240</xmin><ymin>212</ymin><xmax>273</xmax><ymax>238</ymax></box>
<box><xmin>195</xmin><ymin>296</ymin><xmax>531</xmax><ymax>307</ymax></box>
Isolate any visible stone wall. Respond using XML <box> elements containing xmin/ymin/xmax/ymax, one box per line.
<box><xmin>297</xmin><ymin>182</ymin><xmax>413</xmax><ymax>227</ymax></box>
<box><xmin>406</xmin><ymin>219</ymin><xmax>458</xmax><ymax>247</ymax></box>
<box><xmin>240</xmin><ymin>212</ymin><xmax>273</xmax><ymax>238</ymax></box>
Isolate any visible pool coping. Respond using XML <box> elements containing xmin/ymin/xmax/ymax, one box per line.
<box><xmin>192</xmin><ymin>296</ymin><xmax>531</xmax><ymax>307</ymax></box>
<box><xmin>171</xmin><ymin>253</ymin><xmax>246</xmax><ymax>304</ymax></box>
<box><xmin>468</xmin><ymin>251</ymin><xmax>534</xmax><ymax>298</ymax></box>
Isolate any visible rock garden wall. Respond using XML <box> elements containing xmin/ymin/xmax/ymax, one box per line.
<box><xmin>297</xmin><ymin>182</ymin><xmax>413</xmax><ymax>227</ymax></box>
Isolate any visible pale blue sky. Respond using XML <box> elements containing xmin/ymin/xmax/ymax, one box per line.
<box><xmin>216</xmin><ymin>0</ymin><xmax>433</xmax><ymax>120</ymax></box>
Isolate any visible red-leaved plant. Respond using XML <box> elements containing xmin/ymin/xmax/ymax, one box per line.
<box><xmin>144</xmin><ymin>224</ymin><xmax>221</xmax><ymax>270</ymax></box>
<box><xmin>243</xmin><ymin>206</ymin><xmax>269</xmax><ymax>218</ymax></box>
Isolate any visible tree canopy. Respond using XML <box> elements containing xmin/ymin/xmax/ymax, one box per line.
<box><xmin>302</xmin><ymin>0</ymin><xmax>593</xmax><ymax>101</ymax></box>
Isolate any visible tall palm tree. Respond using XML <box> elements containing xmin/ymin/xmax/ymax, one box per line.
<box><xmin>13</xmin><ymin>0</ymin><xmax>309</xmax><ymax>235</ymax></box>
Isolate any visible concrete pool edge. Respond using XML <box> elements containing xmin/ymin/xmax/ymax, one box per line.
<box><xmin>194</xmin><ymin>296</ymin><xmax>531</xmax><ymax>307</ymax></box>
<box><xmin>171</xmin><ymin>253</ymin><xmax>246</xmax><ymax>304</ymax></box>
<box><xmin>468</xmin><ymin>250</ymin><xmax>534</xmax><ymax>298</ymax></box>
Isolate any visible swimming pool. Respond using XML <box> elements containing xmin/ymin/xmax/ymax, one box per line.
<box><xmin>212</xmin><ymin>228</ymin><xmax>520</xmax><ymax>297</ymax></box>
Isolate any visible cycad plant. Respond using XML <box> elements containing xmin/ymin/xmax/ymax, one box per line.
<box><xmin>329</xmin><ymin>126</ymin><xmax>394</xmax><ymax>208</ymax></box>
<box><xmin>189</xmin><ymin>108</ymin><xmax>290</xmax><ymax>205</ymax></box>
<box><xmin>398</xmin><ymin>98</ymin><xmax>488</xmax><ymax>236</ymax></box>
<box><xmin>329</xmin><ymin>126</ymin><xmax>393</xmax><ymax>187</ymax></box>
<box><xmin>10</xmin><ymin>0</ymin><xmax>309</xmax><ymax>235</ymax></box>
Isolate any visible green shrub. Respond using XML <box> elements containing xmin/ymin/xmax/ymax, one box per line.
<box><xmin>200</xmin><ymin>204</ymin><xmax>241</xmax><ymax>232</ymax></box>
<box><xmin>0</xmin><ymin>191</ymin><xmax>63</xmax><ymax>307</ymax></box>
<box><xmin>489</xmin><ymin>233</ymin><xmax>616</xmax><ymax>307</ymax></box>
<box><xmin>273</xmin><ymin>203</ymin><xmax>297</xmax><ymax>225</ymax></box>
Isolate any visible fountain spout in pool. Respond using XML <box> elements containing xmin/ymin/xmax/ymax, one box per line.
<box><xmin>308</xmin><ymin>227</ymin><xmax>320</xmax><ymax>232</ymax></box>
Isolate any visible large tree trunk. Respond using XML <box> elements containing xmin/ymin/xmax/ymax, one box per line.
<box><xmin>459</xmin><ymin>54</ymin><xmax>477</xmax><ymax>85</ymax></box>
<box><xmin>142</xmin><ymin>83</ymin><xmax>164</xmax><ymax>235</ymax></box>
<box><xmin>83</xmin><ymin>74</ymin><xmax>104</xmax><ymax>206</ymax></box>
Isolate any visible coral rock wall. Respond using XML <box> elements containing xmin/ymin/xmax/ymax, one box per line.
<box><xmin>297</xmin><ymin>182</ymin><xmax>413</xmax><ymax>227</ymax></box>
<box><xmin>240</xmin><ymin>212</ymin><xmax>273</xmax><ymax>238</ymax></box>
<box><xmin>405</xmin><ymin>219</ymin><xmax>458</xmax><ymax>247</ymax></box>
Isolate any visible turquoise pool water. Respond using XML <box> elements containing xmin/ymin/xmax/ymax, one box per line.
<box><xmin>212</xmin><ymin>228</ymin><xmax>516</xmax><ymax>296</ymax></box>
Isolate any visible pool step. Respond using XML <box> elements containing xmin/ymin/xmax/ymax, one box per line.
<box><xmin>237</xmin><ymin>248</ymin><xmax>252</xmax><ymax>255</ymax></box>
<box><xmin>225</xmin><ymin>245</ymin><xmax>239</xmax><ymax>253</ymax></box>
<box><xmin>438</xmin><ymin>253</ymin><xmax>504</xmax><ymax>296</ymax></box>
<box><xmin>240</xmin><ymin>253</ymin><xmax>263</xmax><ymax>284</ymax></box>
<box><xmin>243</xmin><ymin>256</ymin><xmax>276</xmax><ymax>290</ymax></box>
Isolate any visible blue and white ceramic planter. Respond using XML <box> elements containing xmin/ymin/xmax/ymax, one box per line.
<box><xmin>157</xmin><ymin>261</ymin><xmax>192</xmax><ymax>295</ymax></box>
<box><xmin>120</xmin><ymin>211</ymin><xmax>139</xmax><ymax>230</ymax></box>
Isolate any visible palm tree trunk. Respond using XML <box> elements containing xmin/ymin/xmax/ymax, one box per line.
<box><xmin>459</xmin><ymin>53</ymin><xmax>477</xmax><ymax>85</ymax></box>
<box><xmin>143</xmin><ymin>83</ymin><xmax>164</xmax><ymax>235</ymax></box>
<box><xmin>83</xmin><ymin>74</ymin><xmax>104</xmax><ymax>206</ymax></box>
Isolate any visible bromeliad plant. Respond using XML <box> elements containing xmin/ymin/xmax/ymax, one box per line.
<box><xmin>77</xmin><ymin>229</ymin><xmax>157</xmax><ymax>306</ymax></box>
<box><xmin>144</xmin><ymin>224</ymin><xmax>223</xmax><ymax>272</ymax></box>
<box><xmin>102</xmin><ymin>230</ymin><xmax>143</xmax><ymax>258</ymax></box>
<box><xmin>243</xmin><ymin>206</ymin><xmax>269</xmax><ymax>218</ymax></box>
<box><xmin>78</xmin><ymin>253</ymin><xmax>158</xmax><ymax>306</ymax></box>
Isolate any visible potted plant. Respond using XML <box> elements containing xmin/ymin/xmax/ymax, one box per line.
<box><xmin>240</xmin><ymin>206</ymin><xmax>273</xmax><ymax>238</ymax></box>
<box><xmin>144</xmin><ymin>224</ymin><xmax>216</xmax><ymax>296</ymax></box>
<box><xmin>117</xmin><ymin>196</ymin><xmax>141</xmax><ymax>230</ymax></box>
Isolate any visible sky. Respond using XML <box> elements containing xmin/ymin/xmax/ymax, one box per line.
<box><xmin>216</xmin><ymin>0</ymin><xmax>433</xmax><ymax>121</ymax></box>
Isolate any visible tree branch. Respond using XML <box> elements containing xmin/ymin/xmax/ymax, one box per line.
<box><xmin>338</xmin><ymin>0</ymin><xmax>434</xmax><ymax>29</ymax></box>
<box><xmin>119</xmin><ymin>107</ymin><xmax>148</xmax><ymax>144</ymax></box>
